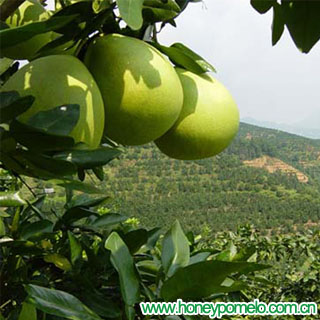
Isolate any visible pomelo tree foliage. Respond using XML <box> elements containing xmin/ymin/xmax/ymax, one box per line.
<box><xmin>0</xmin><ymin>0</ymin><xmax>319</xmax><ymax>319</ymax></box>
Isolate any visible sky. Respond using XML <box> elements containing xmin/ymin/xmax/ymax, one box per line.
<box><xmin>45</xmin><ymin>0</ymin><xmax>320</xmax><ymax>126</ymax></box>
<box><xmin>158</xmin><ymin>0</ymin><xmax>320</xmax><ymax>126</ymax></box>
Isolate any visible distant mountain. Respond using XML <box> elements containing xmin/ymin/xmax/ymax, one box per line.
<box><xmin>99</xmin><ymin>123</ymin><xmax>320</xmax><ymax>234</ymax></box>
<box><xmin>242</xmin><ymin>117</ymin><xmax>320</xmax><ymax>139</ymax></box>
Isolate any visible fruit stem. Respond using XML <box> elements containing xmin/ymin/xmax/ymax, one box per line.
<box><xmin>0</xmin><ymin>0</ymin><xmax>25</xmax><ymax>21</ymax></box>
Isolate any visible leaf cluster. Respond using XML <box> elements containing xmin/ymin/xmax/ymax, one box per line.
<box><xmin>0</xmin><ymin>192</ymin><xmax>269</xmax><ymax>320</ymax></box>
<box><xmin>251</xmin><ymin>0</ymin><xmax>320</xmax><ymax>53</ymax></box>
<box><xmin>0</xmin><ymin>91</ymin><xmax>121</xmax><ymax>184</ymax></box>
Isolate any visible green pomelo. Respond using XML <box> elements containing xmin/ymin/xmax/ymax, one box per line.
<box><xmin>155</xmin><ymin>69</ymin><xmax>239</xmax><ymax>160</ymax></box>
<box><xmin>1</xmin><ymin>0</ymin><xmax>53</xmax><ymax>60</ymax></box>
<box><xmin>84</xmin><ymin>34</ymin><xmax>183</xmax><ymax>146</ymax></box>
<box><xmin>2</xmin><ymin>55</ymin><xmax>105</xmax><ymax>149</ymax></box>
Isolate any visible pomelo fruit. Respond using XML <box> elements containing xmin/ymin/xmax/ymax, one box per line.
<box><xmin>2</xmin><ymin>55</ymin><xmax>105</xmax><ymax>149</ymax></box>
<box><xmin>1</xmin><ymin>0</ymin><xmax>53</xmax><ymax>61</ymax></box>
<box><xmin>84</xmin><ymin>34</ymin><xmax>183</xmax><ymax>146</ymax></box>
<box><xmin>155</xmin><ymin>68</ymin><xmax>239</xmax><ymax>160</ymax></box>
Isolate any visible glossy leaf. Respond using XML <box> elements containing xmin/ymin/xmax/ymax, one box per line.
<box><xmin>161</xmin><ymin>260</ymin><xmax>270</xmax><ymax>301</ymax></box>
<box><xmin>66</xmin><ymin>194</ymin><xmax>110</xmax><ymax>209</ymax></box>
<box><xmin>189</xmin><ymin>252</ymin><xmax>211</xmax><ymax>265</ymax></box>
<box><xmin>0</xmin><ymin>91</ymin><xmax>34</xmax><ymax>123</ymax></box>
<box><xmin>143</xmin><ymin>0</ymin><xmax>181</xmax><ymax>23</ymax></box>
<box><xmin>18</xmin><ymin>302</ymin><xmax>36</xmax><ymax>320</ymax></box>
<box><xmin>68</xmin><ymin>231</ymin><xmax>82</xmax><ymax>265</ymax></box>
<box><xmin>162</xmin><ymin>220</ymin><xmax>190</xmax><ymax>277</ymax></box>
<box><xmin>105</xmin><ymin>232</ymin><xmax>140</xmax><ymax>305</ymax></box>
<box><xmin>25</xmin><ymin>284</ymin><xmax>101</xmax><ymax>320</ymax></box>
<box><xmin>151</xmin><ymin>42</ymin><xmax>215</xmax><ymax>74</ymax></box>
<box><xmin>10</xmin><ymin>120</ymin><xmax>75</xmax><ymax>152</ymax></box>
<box><xmin>92</xmin><ymin>0</ymin><xmax>111</xmax><ymax>13</ymax></box>
<box><xmin>49</xmin><ymin>179</ymin><xmax>104</xmax><ymax>194</ymax></box>
<box><xmin>61</xmin><ymin>207</ymin><xmax>99</xmax><ymax>225</ymax></box>
<box><xmin>92</xmin><ymin>166</ymin><xmax>104</xmax><ymax>181</ymax></box>
<box><xmin>0</xmin><ymin>191</ymin><xmax>26</xmax><ymax>207</ymax></box>
<box><xmin>0</xmin><ymin>218</ymin><xmax>5</xmax><ymax>236</ymax></box>
<box><xmin>123</xmin><ymin>229</ymin><xmax>148</xmax><ymax>254</ymax></box>
<box><xmin>54</xmin><ymin>147</ymin><xmax>121</xmax><ymax>169</ymax></box>
<box><xmin>0</xmin><ymin>57</ymin><xmax>13</xmax><ymax>75</ymax></box>
<box><xmin>116</xmin><ymin>0</ymin><xmax>144</xmax><ymax>30</ymax></box>
<box><xmin>281</xmin><ymin>1</ymin><xmax>320</xmax><ymax>53</ymax></box>
<box><xmin>19</xmin><ymin>150</ymin><xmax>77</xmax><ymax>177</ymax></box>
<box><xmin>82</xmin><ymin>292</ymin><xmax>121</xmax><ymax>318</ymax></box>
<box><xmin>20</xmin><ymin>220</ymin><xmax>53</xmax><ymax>240</ymax></box>
<box><xmin>0</xmin><ymin>15</ymin><xmax>78</xmax><ymax>50</ymax></box>
<box><xmin>44</xmin><ymin>254</ymin><xmax>72</xmax><ymax>271</ymax></box>
<box><xmin>250</xmin><ymin>0</ymin><xmax>274</xmax><ymax>14</ymax></box>
<box><xmin>272</xmin><ymin>2</ymin><xmax>285</xmax><ymax>46</ymax></box>
<box><xmin>90</xmin><ymin>213</ymin><xmax>127</xmax><ymax>229</ymax></box>
<box><xmin>27</xmin><ymin>104</ymin><xmax>80</xmax><ymax>136</ymax></box>
<box><xmin>171</xmin><ymin>43</ymin><xmax>216</xmax><ymax>72</ymax></box>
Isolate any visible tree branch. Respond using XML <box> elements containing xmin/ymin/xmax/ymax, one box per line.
<box><xmin>0</xmin><ymin>0</ymin><xmax>25</xmax><ymax>21</ymax></box>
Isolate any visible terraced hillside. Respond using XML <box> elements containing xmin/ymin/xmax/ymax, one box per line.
<box><xmin>99</xmin><ymin>123</ymin><xmax>320</xmax><ymax>234</ymax></box>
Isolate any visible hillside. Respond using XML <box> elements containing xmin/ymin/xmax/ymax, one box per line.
<box><xmin>97</xmin><ymin>123</ymin><xmax>320</xmax><ymax>234</ymax></box>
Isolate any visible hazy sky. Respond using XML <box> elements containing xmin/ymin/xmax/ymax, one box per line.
<box><xmin>158</xmin><ymin>0</ymin><xmax>320</xmax><ymax>125</ymax></box>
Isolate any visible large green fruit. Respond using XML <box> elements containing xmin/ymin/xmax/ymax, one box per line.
<box><xmin>2</xmin><ymin>55</ymin><xmax>105</xmax><ymax>148</ymax></box>
<box><xmin>84</xmin><ymin>34</ymin><xmax>183</xmax><ymax>146</ymax></box>
<box><xmin>1</xmin><ymin>0</ymin><xmax>52</xmax><ymax>60</ymax></box>
<box><xmin>155</xmin><ymin>69</ymin><xmax>239</xmax><ymax>160</ymax></box>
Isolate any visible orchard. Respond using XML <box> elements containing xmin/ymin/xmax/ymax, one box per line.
<box><xmin>0</xmin><ymin>0</ymin><xmax>319</xmax><ymax>319</ymax></box>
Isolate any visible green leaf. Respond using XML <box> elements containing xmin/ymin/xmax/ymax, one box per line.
<box><xmin>0</xmin><ymin>91</ymin><xmax>35</xmax><ymax>123</ymax></box>
<box><xmin>92</xmin><ymin>166</ymin><xmax>104</xmax><ymax>181</ymax></box>
<box><xmin>54</xmin><ymin>147</ymin><xmax>121</xmax><ymax>169</ymax></box>
<box><xmin>35</xmin><ymin>34</ymin><xmax>75</xmax><ymax>58</ymax></box>
<box><xmin>146</xmin><ymin>227</ymin><xmax>162</xmax><ymax>249</ymax></box>
<box><xmin>0</xmin><ymin>90</ymin><xmax>19</xmax><ymax>108</ymax></box>
<box><xmin>171</xmin><ymin>43</ymin><xmax>216</xmax><ymax>72</ymax></box>
<box><xmin>10</xmin><ymin>120</ymin><xmax>75</xmax><ymax>152</ymax></box>
<box><xmin>281</xmin><ymin>1</ymin><xmax>320</xmax><ymax>53</ymax></box>
<box><xmin>0</xmin><ymin>191</ymin><xmax>26</xmax><ymax>207</ymax></box>
<box><xmin>161</xmin><ymin>260</ymin><xmax>270</xmax><ymax>301</ymax></box>
<box><xmin>105</xmin><ymin>232</ymin><xmax>140</xmax><ymax>305</ymax></box>
<box><xmin>123</xmin><ymin>229</ymin><xmax>148</xmax><ymax>254</ymax></box>
<box><xmin>151</xmin><ymin>42</ymin><xmax>215</xmax><ymax>74</ymax></box>
<box><xmin>143</xmin><ymin>0</ymin><xmax>181</xmax><ymax>23</ymax></box>
<box><xmin>27</xmin><ymin>104</ymin><xmax>80</xmax><ymax>136</ymax></box>
<box><xmin>68</xmin><ymin>231</ymin><xmax>82</xmax><ymax>265</ymax></box>
<box><xmin>272</xmin><ymin>2</ymin><xmax>285</xmax><ymax>45</ymax></box>
<box><xmin>92</xmin><ymin>0</ymin><xmax>111</xmax><ymax>13</ymax></box>
<box><xmin>215</xmin><ymin>242</ymin><xmax>237</xmax><ymax>262</ymax></box>
<box><xmin>250</xmin><ymin>0</ymin><xmax>274</xmax><ymax>14</ymax></box>
<box><xmin>60</xmin><ymin>207</ymin><xmax>99</xmax><ymax>226</ymax></box>
<box><xmin>44</xmin><ymin>253</ymin><xmax>72</xmax><ymax>271</ymax></box>
<box><xmin>162</xmin><ymin>220</ymin><xmax>190</xmax><ymax>277</ymax></box>
<box><xmin>232</xmin><ymin>246</ymin><xmax>256</xmax><ymax>262</ymax></box>
<box><xmin>20</xmin><ymin>220</ymin><xmax>53</xmax><ymax>240</ymax></box>
<box><xmin>189</xmin><ymin>252</ymin><xmax>211</xmax><ymax>265</ymax></box>
<box><xmin>116</xmin><ymin>0</ymin><xmax>144</xmax><ymax>30</ymax></box>
<box><xmin>25</xmin><ymin>284</ymin><xmax>101</xmax><ymax>320</ymax></box>
<box><xmin>0</xmin><ymin>15</ymin><xmax>78</xmax><ymax>50</ymax></box>
<box><xmin>49</xmin><ymin>179</ymin><xmax>104</xmax><ymax>194</ymax></box>
<box><xmin>82</xmin><ymin>292</ymin><xmax>121</xmax><ymax>318</ymax></box>
<box><xmin>90</xmin><ymin>213</ymin><xmax>127</xmax><ymax>229</ymax></box>
<box><xmin>17</xmin><ymin>150</ymin><xmax>77</xmax><ymax>177</ymax></box>
<box><xmin>0</xmin><ymin>57</ymin><xmax>13</xmax><ymax>75</ymax></box>
<box><xmin>66</xmin><ymin>194</ymin><xmax>110</xmax><ymax>209</ymax></box>
<box><xmin>0</xmin><ymin>218</ymin><xmax>5</xmax><ymax>236</ymax></box>
<box><xmin>18</xmin><ymin>302</ymin><xmax>37</xmax><ymax>320</ymax></box>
